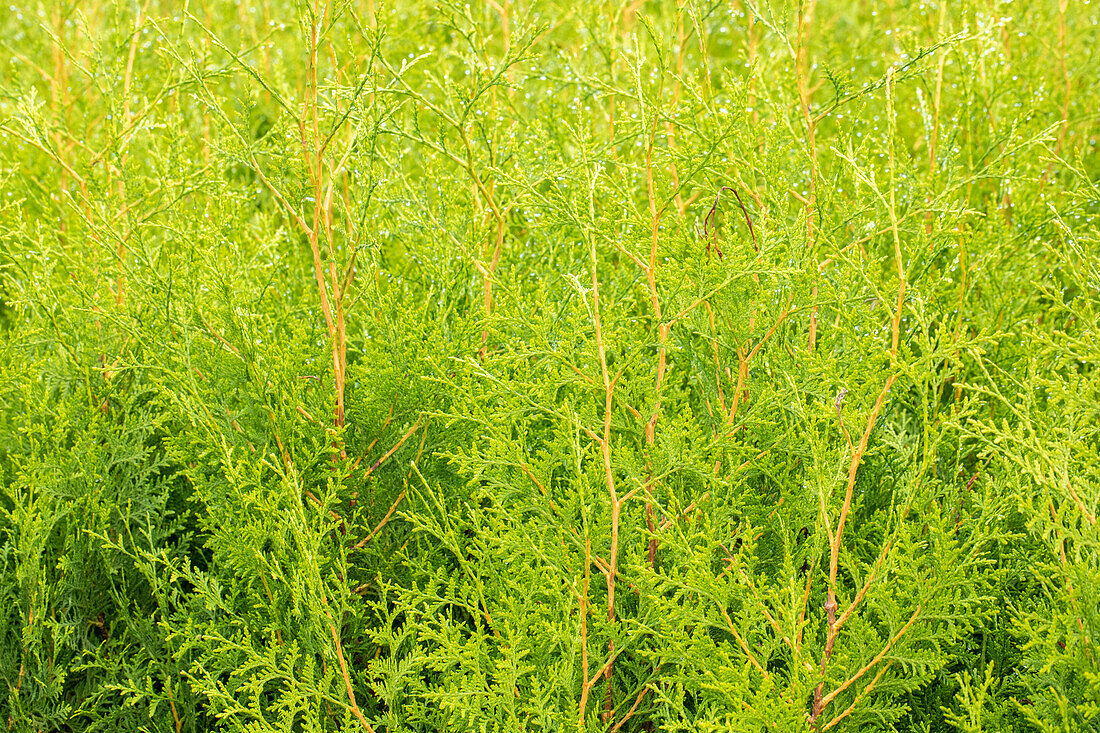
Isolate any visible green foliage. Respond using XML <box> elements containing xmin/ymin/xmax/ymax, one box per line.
<box><xmin>1</xmin><ymin>1</ymin><xmax>1097</xmax><ymax>731</ymax></box>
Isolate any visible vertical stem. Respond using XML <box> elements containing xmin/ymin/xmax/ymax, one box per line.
<box><xmin>322</xmin><ymin>598</ymin><xmax>377</xmax><ymax>732</ymax></box>
<box><xmin>590</xmin><ymin>223</ymin><xmax>620</xmax><ymax>724</ymax></box>
<box><xmin>50</xmin><ymin>3</ymin><xmax>70</xmax><ymax>248</ymax></box>
<box><xmin>200</xmin><ymin>1</ymin><xmax>213</xmax><ymax>166</ymax></box>
<box><xmin>746</xmin><ymin>0</ymin><xmax>758</xmax><ymax>129</ymax></box>
<box><xmin>926</xmin><ymin>1</ymin><xmax>947</xmax><ymax>235</ymax></box>
<box><xmin>299</xmin><ymin>0</ymin><xmax>346</xmax><ymax>432</ymax></box>
<box><xmin>952</xmin><ymin>231</ymin><xmax>967</xmax><ymax>407</ymax></box>
<box><xmin>642</xmin><ymin>88</ymin><xmax>668</xmax><ymax>570</ymax></box>
<box><xmin>797</xmin><ymin>0</ymin><xmax>820</xmax><ymax>352</ymax></box>
<box><xmin>166</xmin><ymin>676</ymin><xmax>183</xmax><ymax>733</ymax></box>
<box><xmin>663</xmin><ymin>3</ymin><xmax>687</xmax><ymax>219</ymax></box>
<box><xmin>603</xmin><ymin>500</ymin><xmax>619</xmax><ymax>722</ymax></box>
<box><xmin>578</xmin><ymin>535</ymin><xmax>592</xmax><ymax>729</ymax></box>
<box><xmin>114</xmin><ymin>0</ymin><xmax>150</xmax><ymax>307</ymax></box>
<box><xmin>1041</xmin><ymin>0</ymin><xmax>1071</xmax><ymax>188</ymax></box>
<box><xmin>479</xmin><ymin>210</ymin><xmax>506</xmax><ymax>357</ymax></box>
<box><xmin>813</xmin><ymin>68</ymin><xmax>907</xmax><ymax>726</ymax></box>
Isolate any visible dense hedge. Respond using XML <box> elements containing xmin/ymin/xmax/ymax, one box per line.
<box><xmin>1</xmin><ymin>1</ymin><xmax>1097</xmax><ymax>731</ymax></box>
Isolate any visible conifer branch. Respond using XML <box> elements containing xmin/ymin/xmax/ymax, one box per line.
<box><xmin>362</xmin><ymin>418</ymin><xmax>421</xmax><ymax>478</ymax></box>
<box><xmin>718</xmin><ymin>604</ymin><xmax>768</xmax><ymax>679</ymax></box>
<box><xmin>2</xmin><ymin>1</ymin><xmax>1091</xmax><ymax>729</ymax></box>
<box><xmin>322</xmin><ymin>600</ymin><xmax>377</xmax><ymax>733</ymax></box>
<box><xmin>608</xmin><ymin>682</ymin><xmax>651</xmax><ymax>733</ymax></box>
<box><xmin>821</xmin><ymin>661</ymin><xmax>892</xmax><ymax>730</ymax></box>
<box><xmin>352</xmin><ymin>490</ymin><xmax>407</xmax><ymax>550</ymax></box>
<box><xmin>818</xmin><ymin>606</ymin><xmax>920</xmax><ymax>712</ymax></box>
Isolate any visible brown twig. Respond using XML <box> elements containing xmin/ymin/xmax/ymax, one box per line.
<box><xmin>352</xmin><ymin>407</ymin><xmax>395</xmax><ymax>468</ymax></box>
<box><xmin>1040</xmin><ymin>0</ymin><xmax>1072</xmax><ymax>189</ymax></box>
<box><xmin>797</xmin><ymin>0</ymin><xmax>821</xmax><ymax>352</ymax></box>
<box><xmin>822</xmin><ymin>661</ymin><xmax>893</xmax><ymax>730</ymax></box>
<box><xmin>640</xmin><ymin>114</ymin><xmax>669</xmax><ymax>584</ymax></box>
<box><xmin>352</xmin><ymin>490</ymin><xmax>406</xmax><ymax>550</ymax></box>
<box><xmin>519</xmin><ymin>463</ymin><xmax>558</xmax><ymax>511</ymax></box>
<box><xmin>322</xmin><ymin>599</ymin><xmax>376</xmax><ymax>733</ymax></box>
<box><xmin>726</xmin><ymin>297</ymin><xmax>796</xmax><ymax>425</ymax></box>
<box><xmin>578</xmin><ymin>535</ymin><xmax>592</xmax><ymax>728</ymax></box>
<box><xmin>817</xmin><ymin>607</ymin><xmax>919</xmax><ymax>714</ymax></box>
<box><xmin>703</xmin><ymin>186</ymin><xmax>757</xmax><ymax>260</ymax></box>
<box><xmin>1065</xmin><ymin>477</ymin><xmax>1096</xmax><ymax>526</ymax></box>
<box><xmin>166</xmin><ymin>676</ymin><xmax>183</xmax><ymax>733</ymax></box>
<box><xmin>718</xmin><ymin>604</ymin><xmax>768</xmax><ymax>678</ymax></box>
<box><xmin>363</xmin><ymin>419</ymin><xmax>421</xmax><ymax>479</ymax></box>
<box><xmin>658</xmin><ymin>493</ymin><xmax>710</xmax><ymax>531</ymax></box>
<box><xmin>608</xmin><ymin>683</ymin><xmax>652</xmax><ymax>733</ymax></box>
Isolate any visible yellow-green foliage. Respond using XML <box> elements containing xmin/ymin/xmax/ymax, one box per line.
<box><xmin>1</xmin><ymin>1</ymin><xmax>1097</xmax><ymax>731</ymax></box>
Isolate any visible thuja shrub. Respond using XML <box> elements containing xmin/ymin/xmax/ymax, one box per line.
<box><xmin>1</xmin><ymin>0</ymin><xmax>1097</xmax><ymax>731</ymax></box>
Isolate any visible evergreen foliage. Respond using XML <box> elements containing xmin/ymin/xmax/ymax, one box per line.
<box><xmin>1</xmin><ymin>0</ymin><xmax>1098</xmax><ymax>730</ymax></box>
